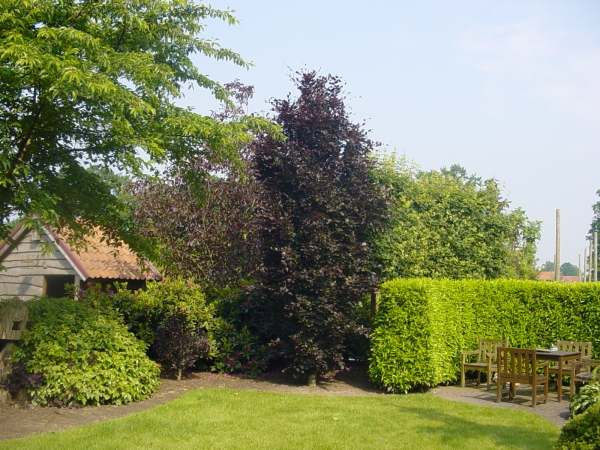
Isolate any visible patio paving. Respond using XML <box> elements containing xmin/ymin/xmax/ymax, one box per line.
<box><xmin>431</xmin><ymin>383</ymin><xmax>571</xmax><ymax>427</ymax></box>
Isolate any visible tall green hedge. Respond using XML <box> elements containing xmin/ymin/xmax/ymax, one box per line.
<box><xmin>369</xmin><ymin>279</ymin><xmax>600</xmax><ymax>393</ymax></box>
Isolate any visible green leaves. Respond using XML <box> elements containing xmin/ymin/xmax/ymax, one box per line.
<box><xmin>10</xmin><ymin>297</ymin><xmax>160</xmax><ymax>407</ymax></box>
<box><xmin>371</xmin><ymin>155</ymin><xmax>540</xmax><ymax>280</ymax></box>
<box><xmin>0</xmin><ymin>0</ymin><xmax>274</xmax><ymax>255</ymax></box>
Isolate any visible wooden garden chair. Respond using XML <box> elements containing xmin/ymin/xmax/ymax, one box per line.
<box><xmin>571</xmin><ymin>359</ymin><xmax>600</xmax><ymax>400</ymax></box>
<box><xmin>548</xmin><ymin>341</ymin><xmax>592</xmax><ymax>397</ymax></box>
<box><xmin>496</xmin><ymin>347</ymin><xmax>549</xmax><ymax>408</ymax></box>
<box><xmin>461</xmin><ymin>338</ymin><xmax>509</xmax><ymax>390</ymax></box>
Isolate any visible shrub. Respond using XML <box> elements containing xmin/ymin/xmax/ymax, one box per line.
<box><xmin>80</xmin><ymin>278</ymin><xmax>215</xmax><ymax>345</ymax></box>
<box><xmin>570</xmin><ymin>379</ymin><xmax>600</xmax><ymax>417</ymax></box>
<box><xmin>152</xmin><ymin>310</ymin><xmax>211</xmax><ymax>380</ymax></box>
<box><xmin>208</xmin><ymin>282</ymin><xmax>269</xmax><ymax>377</ymax></box>
<box><xmin>211</xmin><ymin>322</ymin><xmax>268</xmax><ymax>377</ymax></box>
<box><xmin>369</xmin><ymin>279</ymin><xmax>600</xmax><ymax>393</ymax></box>
<box><xmin>555</xmin><ymin>403</ymin><xmax>600</xmax><ymax>449</ymax></box>
<box><xmin>10</xmin><ymin>297</ymin><xmax>160</xmax><ymax>406</ymax></box>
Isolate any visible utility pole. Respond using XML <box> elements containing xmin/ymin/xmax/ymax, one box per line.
<box><xmin>589</xmin><ymin>241</ymin><xmax>593</xmax><ymax>282</ymax></box>
<box><xmin>584</xmin><ymin>248</ymin><xmax>588</xmax><ymax>281</ymax></box>
<box><xmin>594</xmin><ymin>231</ymin><xmax>598</xmax><ymax>281</ymax></box>
<box><xmin>555</xmin><ymin>209</ymin><xmax>561</xmax><ymax>282</ymax></box>
<box><xmin>579</xmin><ymin>253</ymin><xmax>582</xmax><ymax>282</ymax></box>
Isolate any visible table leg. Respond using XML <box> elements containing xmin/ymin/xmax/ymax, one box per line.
<box><xmin>557</xmin><ymin>359</ymin><xmax>563</xmax><ymax>402</ymax></box>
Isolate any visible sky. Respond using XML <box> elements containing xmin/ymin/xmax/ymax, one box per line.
<box><xmin>181</xmin><ymin>0</ymin><xmax>600</xmax><ymax>269</ymax></box>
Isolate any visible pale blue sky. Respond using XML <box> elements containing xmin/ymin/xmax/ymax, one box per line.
<box><xmin>183</xmin><ymin>0</ymin><xmax>600</xmax><ymax>268</ymax></box>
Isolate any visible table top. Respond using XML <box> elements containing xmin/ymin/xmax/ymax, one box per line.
<box><xmin>535</xmin><ymin>350</ymin><xmax>581</xmax><ymax>360</ymax></box>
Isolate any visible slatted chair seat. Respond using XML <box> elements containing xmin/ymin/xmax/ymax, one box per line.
<box><xmin>571</xmin><ymin>359</ymin><xmax>600</xmax><ymax>399</ymax></box>
<box><xmin>577</xmin><ymin>372</ymin><xmax>595</xmax><ymax>381</ymax></box>
<box><xmin>496</xmin><ymin>347</ymin><xmax>549</xmax><ymax>409</ymax></box>
<box><xmin>461</xmin><ymin>338</ymin><xmax>509</xmax><ymax>390</ymax></box>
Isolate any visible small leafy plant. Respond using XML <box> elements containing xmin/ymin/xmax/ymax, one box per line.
<box><xmin>570</xmin><ymin>366</ymin><xmax>600</xmax><ymax>417</ymax></box>
<box><xmin>211</xmin><ymin>322</ymin><xmax>268</xmax><ymax>377</ymax></box>
<box><xmin>152</xmin><ymin>310</ymin><xmax>210</xmax><ymax>380</ymax></box>
<box><xmin>208</xmin><ymin>282</ymin><xmax>269</xmax><ymax>377</ymax></box>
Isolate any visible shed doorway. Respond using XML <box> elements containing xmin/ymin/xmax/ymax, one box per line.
<box><xmin>43</xmin><ymin>275</ymin><xmax>75</xmax><ymax>298</ymax></box>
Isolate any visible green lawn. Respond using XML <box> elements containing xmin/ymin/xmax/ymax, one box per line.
<box><xmin>0</xmin><ymin>388</ymin><xmax>560</xmax><ymax>450</ymax></box>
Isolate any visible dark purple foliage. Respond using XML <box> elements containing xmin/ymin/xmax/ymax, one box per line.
<box><xmin>151</xmin><ymin>312</ymin><xmax>210</xmax><ymax>380</ymax></box>
<box><xmin>129</xmin><ymin>82</ymin><xmax>263</xmax><ymax>288</ymax></box>
<box><xmin>252</xmin><ymin>71</ymin><xmax>388</xmax><ymax>379</ymax></box>
<box><xmin>4</xmin><ymin>362</ymin><xmax>44</xmax><ymax>394</ymax></box>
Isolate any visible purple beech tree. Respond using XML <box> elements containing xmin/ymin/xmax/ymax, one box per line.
<box><xmin>252</xmin><ymin>71</ymin><xmax>388</xmax><ymax>385</ymax></box>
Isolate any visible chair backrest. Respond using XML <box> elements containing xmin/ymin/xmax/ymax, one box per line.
<box><xmin>497</xmin><ymin>347</ymin><xmax>539</xmax><ymax>383</ymax></box>
<box><xmin>556</xmin><ymin>341</ymin><xmax>592</xmax><ymax>360</ymax></box>
<box><xmin>477</xmin><ymin>338</ymin><xmax>510</xmax><ymax>362</ymax></box>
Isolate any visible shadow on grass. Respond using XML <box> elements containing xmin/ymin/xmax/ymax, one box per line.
<box><xmin>385</xmin><ymin>400</ymin><xmax>558</xmax><ymax>450</ymax></box>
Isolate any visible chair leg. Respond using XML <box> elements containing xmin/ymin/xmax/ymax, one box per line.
<box><xmin>497</xmin><ymin>377</ymin><xmax>502</xmax><ymax>403</ymax></box>
<box><xmin>461</xmin><ymin>365</ymin><xmax>465</xmax><ymax>388</ymax></box>
<box><xmin>544</xmin><ymin>378</ymin><xmax>548</xmax><ymax>404</ymax></box>
<box><xmin>532</xmin><ymin>379</ymin><xmax>537</xmax><ymax>409</ymax></box>
<box><xmin>570</xmin><ymin>377</ymin><xmax>575</xmax><ymax>400</ymax></box>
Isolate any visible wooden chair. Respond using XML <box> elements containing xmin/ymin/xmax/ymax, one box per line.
<box><xmin>571</xmin><ymin>359</ymin><xmax>600</xmax><ymax>399</ymax></box>
<box><xmin>496</xmin><ymin>347</ymin><xmax>549</xmax><ymax>408</ymax></box>
<box><xmin>461</xmin><ymin>338</ymin><xmax>509</xmax><ymax>390</ymax></box>
<box><xmin>548</xmin><ymin>341</ymin><xmax>592</xmax><ymax>397</ymax></box>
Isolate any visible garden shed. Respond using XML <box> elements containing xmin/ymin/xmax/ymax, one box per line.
<box><xmin>0</xmin><ymin>223</ymin><xmax>161</xmax><ymax>300</ymax></box>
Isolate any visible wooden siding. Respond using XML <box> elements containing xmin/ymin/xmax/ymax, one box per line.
<box><xmin>0</xmin><ymin>229</ymin><xmax>76</xmax><ymax>300</ymax></box>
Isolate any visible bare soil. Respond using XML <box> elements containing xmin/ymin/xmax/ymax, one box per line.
<box><xmin>0</xmin><ymin>365</ymin><xmax>383</xmax><ymax>442</ymax></box>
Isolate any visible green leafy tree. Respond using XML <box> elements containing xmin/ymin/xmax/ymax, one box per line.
<box><xmin>505</xmin><ymin>208</ymin><xmax>541</xmax><ymax>280</ymax></box>
<box><xmin>540</xmin><ymin>261</ymin><xmax>555</xmax><ymax>272</ymax></box>
<box><xmin>372</xmin><ymin>155</ymin><xmax>540</xmax><ymax>280</ymax></box>
<box><xmin>588</xmin><ymin>190</ymin><xmax>600</xmax><ymax>279</ymax></box>
<box><xmin>253</xmin><ymin>71</ymin><xmax>388</xmax><ymax>384</ymax></box>
<box><xmin>0</xmin><ymin>0</ymin><xmax>273</xmax><ymax>251</ymax></box>
<box><xmin>560</xmin><ymin>262</ymin><xmax>579</xmax><ymax>277</ymax></box>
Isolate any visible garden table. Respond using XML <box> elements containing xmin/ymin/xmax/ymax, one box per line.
<box><xmin>535</xmin><ymin>350</ymin><xmax>581</xmax><ymax>402</ymax></box>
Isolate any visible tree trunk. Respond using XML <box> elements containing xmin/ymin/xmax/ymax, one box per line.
<box><xmin>307</xmin><ymin>371</ymin><xmax>317</xmax><ymax>387</ymax></box>
<box><xmin>176</xmin><ymin>369</ymin><xmax>182</xmax><ymax>381</ymax></box>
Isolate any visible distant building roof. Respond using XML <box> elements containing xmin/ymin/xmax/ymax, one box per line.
<box><xmin>536</xmin><ymin>271</ymin><xmax>581</xmax><ymax>283</ymax></box>
<box><xmin>0</xmin><ymin>223</ymin><xmax>160</xmax><ymax>281</ymax></box>
<box><xmin>537</xmin><ymin>271</ymin><xmax>555</xmax><ymax>281</ymax></box>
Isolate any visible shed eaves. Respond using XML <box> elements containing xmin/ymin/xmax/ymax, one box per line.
<box><xmin>55</xmin><ymin>229</ymin><xmax>160</xmax><ymax>281</ymax></box>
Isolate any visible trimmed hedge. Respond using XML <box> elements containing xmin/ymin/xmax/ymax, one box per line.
<box><xmin>369</xmin><ymin>279</ymin><xmax>600</xmax><ymax>393</ymax></box>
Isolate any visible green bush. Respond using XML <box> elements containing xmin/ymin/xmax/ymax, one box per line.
<box><xmin>79</xmin><ymin>278</ymin><xmax>270</xmax><ymax>378</ymax></box>
<box><xmin>10</xmin><ymin>297</ymin><xmax>160</xmax><ymax>406</ymax></box>
<box><xmin>369</xmin><ymin>279</ymin><xmax>600</xmax><ymax>393</ymax></box>
<box><xmin>555</xmin><ymin>403</ymin><xmax>600</xmax><ymax>449</ymax></box>
<box><xmin>101</xmin><ymin>278</ymin><xmax>215</xmax><ymax>346</ymax></box>
<box><xmin>208</xmin><ymin>282</ymin><xmax>269</xmax><ymax>377</ymax></box>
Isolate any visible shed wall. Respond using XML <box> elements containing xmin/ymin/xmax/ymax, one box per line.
<box><xmin>0</xmin><ymin>230</ymin><xmax>76</xmax><ymax>300</ymax></box>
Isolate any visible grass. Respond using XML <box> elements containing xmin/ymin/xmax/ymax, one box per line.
<box><xmin>0</xmin><ymin>388</ymin><xmax>560</xmax><ymax>450</ymax></box>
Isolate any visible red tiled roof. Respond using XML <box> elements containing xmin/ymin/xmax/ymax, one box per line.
<box><xmin>561</xmin><ymin>276</ymin><xmax>581</xmax><ymax>284</ymax></box>
<box><xmin>0</xmin><ymin>222</ymin><xmax>160</xmax><ymax>281</ymax></box>
<box><xmin>537</xmin><ymin>271</ymin><xmax>555</xmax><ymax>281</ymax></box>
<box><xmin>52</xmin><ymin>228</ymin><xmax>160</xmax><ymax>281</ymax></box>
